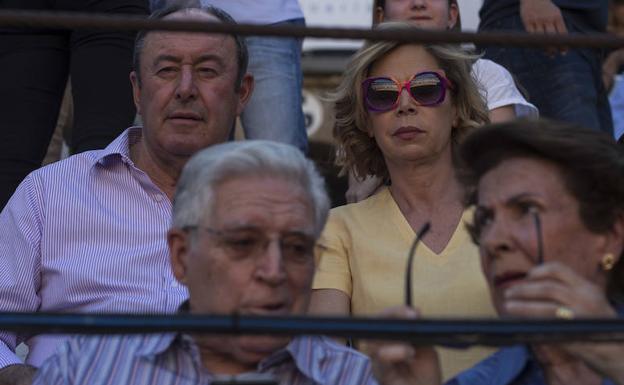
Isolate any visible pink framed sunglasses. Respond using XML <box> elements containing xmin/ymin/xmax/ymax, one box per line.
<box><xmin>362</xmin><ymin>71</ymin><xmax>452</xmax><ymax>112</ymax></box>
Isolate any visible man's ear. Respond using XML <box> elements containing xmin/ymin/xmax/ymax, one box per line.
<box><xmin>373</xmin><ymin>6</ymin><xmax>384</xmax><ymax>26</ymax></box>
<box><xmin>168</xmin><ymin>228</ymin><xmax>190</xmax><ymax>285</ymax></box>
<box><xmin>235</xmin><ymin>73</ymin><xmax>254</xmax><ymax>116</ymax></box>
<box><xmin>129</xmin><ymin>71</ymin><xmax>142</xmax><ymax>116</ymax></box>
<box><xmin>447</xmin><ymin>2</ymin><xmax>460</xmax><ymax>30</ymax></box>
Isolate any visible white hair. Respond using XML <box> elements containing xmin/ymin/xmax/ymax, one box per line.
<box><xmin>172</xmin><ymin>140</ymin><xmax>330</xmax><ymax>237</ymax></box>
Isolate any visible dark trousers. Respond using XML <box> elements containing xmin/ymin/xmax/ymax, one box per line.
<box><xmin>0</xmin><ymin>0</ymin><xmax>148</xmax><ymax>209</ymax></box>
<box><xmin>478</xmin><ymin>14</ymin><xmax>613</xmax><ymax>135</ymax></box>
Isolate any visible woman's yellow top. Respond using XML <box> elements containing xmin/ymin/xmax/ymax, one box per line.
<box><xmin>313</xmin><ymin>187</ymin><xmax>497</xmax><ymax>380</ymax></box>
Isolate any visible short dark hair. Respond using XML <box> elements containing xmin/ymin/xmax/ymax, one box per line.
<box><xmin>459</xmin><ymin>119</ymin><xmax>624</xmax><ymax>303</ymax></box>
<box><xmin>133</xmin><ymin>0</ymin><xmax>248</xmax><ymax>89</ymax></box>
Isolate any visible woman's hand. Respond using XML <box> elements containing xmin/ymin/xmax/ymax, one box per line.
<box><xmin>503</xmin><ymin>262</ymin><xmax>615</xmax><ymax>319</ymax></box>
<box><xmin>504</xmin><ymin>262</ymin><xmax>624</xmax><ymax>384</ymax></box>
<box><xmin>368</xmin><ymin>306</ymin><xmax>441</xmax><ymax>385</ymax></box>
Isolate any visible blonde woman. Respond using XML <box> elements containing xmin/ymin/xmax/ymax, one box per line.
<box><xmin>309</xmin><ymin>23</ymin><xmax>496</xmax><ymax>380</ymax></box>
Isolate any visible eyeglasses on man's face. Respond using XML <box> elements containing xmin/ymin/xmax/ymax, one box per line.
<box><xmin>182</xmin><ymin>225</ymin><xmax>317</xmax><ymax>263</ymax></box>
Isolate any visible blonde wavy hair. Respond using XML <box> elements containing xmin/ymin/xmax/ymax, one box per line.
<box><xmin>331</xmin><ymin>22</ymin><xmax>489</xmax><ymax>181</ymax></box>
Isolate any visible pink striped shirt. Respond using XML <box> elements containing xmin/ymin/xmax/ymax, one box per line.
<box><xmin>0</xmin><ymin>127</ymin><xmax>188</xmax><ymax>367</ymax></box>
<box><xmin>33</xmin><ymin>334</ymin><xmax>377</xmax><ymax>385</ymax></box>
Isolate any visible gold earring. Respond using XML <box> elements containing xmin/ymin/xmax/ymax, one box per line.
<box><xmin>601</xmin><ymin>253</ymin><xmax>616</xmax><ymax>271</ymax></box>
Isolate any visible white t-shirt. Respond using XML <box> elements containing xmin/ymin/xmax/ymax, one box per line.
<box><xmin>472</xmin><ymin>58</ymin><xmax>539</xmax><ymax>118</ymax></box>
<box><xmin>610</xmin><ymin>74</ymin><xmax>624</xmax><ymax>141</ymax></box>
<box><xmin>200</xmin><ymin>0</ymin><xmax>303</xmax><ymax>24</ymax></box>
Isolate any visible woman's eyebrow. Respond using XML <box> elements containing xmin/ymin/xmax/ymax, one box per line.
<box><xmin>506</xmin><ymin>192</ymin><xmax>539</xmax><ymax>206</ymax></box>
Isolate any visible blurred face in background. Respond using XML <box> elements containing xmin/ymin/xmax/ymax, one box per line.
<box><xmin>375</xmin><ymin>0</ymin><xmax>459</xmax><ymax>30</ymax></box>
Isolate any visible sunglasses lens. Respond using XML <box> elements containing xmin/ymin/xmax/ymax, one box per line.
<box><xmin>410</xmin><ymin>73</ymin><xmax>444</xmax><ymax>105</ymax></box>
<box><xmin>366</xmin><ymin>78</ymin><xmax>399</xmax><ymax>111</ymax></box>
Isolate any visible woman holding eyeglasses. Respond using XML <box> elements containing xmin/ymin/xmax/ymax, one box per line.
<box><xmin>445</xmin><ymin>119</ymin><xmax>624</xmax><ymax>385</ymax></box>
<box><xmin>309</xmin><ymin>22</ymin><xmax>496</xmax><ymax>380</ymax></box>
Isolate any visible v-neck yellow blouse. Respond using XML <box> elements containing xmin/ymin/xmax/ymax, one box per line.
<box><xmin>313</xmin><ymin>186</ymin><xmax>497</xmax><ymax>380</ymax></box>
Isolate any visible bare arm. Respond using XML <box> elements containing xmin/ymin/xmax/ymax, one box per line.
<box><xmin>308</xmin><ymin>288</ymin><xmax>350</xmax><ymax>316</ymax></box>
<box><xmin>309</xmin><ymin>289</ymin><xmax>351</xmax><ymax>345</ymax></box>
<box><xmin>0</xmin><ymin>364</ymin><xmax>37</xmax><ymax>385</ymax></box>
<box><xmin>369</xmin><ymin>307</ymin><xmax>441</xmax><ymax>385</ymax></box>
<box><xmin>488</xmin><ymin>105</ymin><xmax>517</xmax><ymax>123</ymax></box>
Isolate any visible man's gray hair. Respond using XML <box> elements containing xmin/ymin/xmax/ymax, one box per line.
<box><xmin>172</xmin><ymin>141</ymin><xmax>331</xmax><ymax>237</ymax></box>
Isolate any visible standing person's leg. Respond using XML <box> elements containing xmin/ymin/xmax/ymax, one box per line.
<box><xmin>43</xmin><ymin>82</ymin><xmax>74</xmax><ymax>165</ymax></box>
<box><xmin>592</xmin><ymin>49</ymin><xmax>615</xmax><ymax>135</ymax></box>
<box><xmin>68</xmin><ymin>0</ymin><xmax>148</xmax><ymax>153</ymax></box>
<box><xmin>479</xmin><ymin>14</ymin><xmax>613</xmax><ymax>134</ymax></box>
<box><xmin>240</xmin><ymin>18</ymin><xmax>308</xmax><ymax>153</ymax></box>
<box><xmin>0</xmin><ymin>32</ymin><xmax>69</xmax><ymax>209</ymax></box>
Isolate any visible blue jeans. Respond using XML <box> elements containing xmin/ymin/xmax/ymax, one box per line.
<box><xmin>241</xmin><ymin>18</ymin><xmax>308</xmax><ymax>153</ymax></box>
<box><xmin>478</xmin><ymin>15</ymin><xmax>613</xmax><ymax>135</ymax></box>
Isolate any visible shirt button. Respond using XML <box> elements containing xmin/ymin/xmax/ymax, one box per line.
<box><xmin>154</xmin><ymin>194</ymin><xmax>163</xmax><ymax>202</ymax></box>
<box><xmin>171</xmin><ymin>281</ymin><xmax>179</xmax><ymax>288</ymax></box>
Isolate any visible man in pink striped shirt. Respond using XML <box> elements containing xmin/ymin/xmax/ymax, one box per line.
<box><xmin>0</xmin><ymin>3</ymin><xmax>253</xmax><ymax>384</ymax></box>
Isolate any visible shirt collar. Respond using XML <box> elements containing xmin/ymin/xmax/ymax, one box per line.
<box><xmin>495</xmin><ymin>345</ymin><xmax>534</xmax><ymax>384</ymax></box>
<box><xmin>281</xmin><ymin>335</ymin><xmax>337</xmax><ymax>384</ymax></box>
<box><xmin>133</xmin><ymin>333</ymin><xmax>180</xmax><ymax>358</ymax></box>
<box><xmin>453</xmin><ymin>344</ymin><xmax>532</xmax><ymax>385</ymax></box>
<box><xmin>134</xmin><ymin>302</ymin><xmax>193</xmax><ymax>358</ymax></box>
<box><xmin>133</xmin><ymin>303</ymin><xmax>331</xmax><ymax>384</ymax></box>
<box><xmin>92</xmin><ymin>126</ymin><xmax>142</xmax><ymax>169</ymax></box>
<box><xmin>134</xmin><ymin>333</ymin><xmax>321</xmax><ymax>382</ymax></box>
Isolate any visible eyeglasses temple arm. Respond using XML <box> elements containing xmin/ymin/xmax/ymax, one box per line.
<box><xmin>405</xmin><ymin>222</ymin><xmax>432</xmax><ymax>307</ymax></box>
<box><xmin>531</xmin><ymin>210</ymin><xmax>544</xmax><ymax>265</ymax></box>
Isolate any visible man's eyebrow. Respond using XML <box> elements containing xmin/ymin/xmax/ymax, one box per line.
<box><xmin>152</xmin><ymin>54</ymin><xmax>181</xmax><ymax>67</ymax></box>
<box><xmin>152</xmin><ymin>54</ymin><xmax>226</xmax><ymax>68</ymax></box>
<box><xmin>220</xmin><ymin>225</ymin><xmax>314</xmax><ymax>238</ymax></box>
<box><xmin>219</xmin><ymin>224</ymin><xmax>258</xmax><ymax>232</ymax></box>
<box><xmin>282</xmin><ymin>230</ymin><xmax>315</xmax><ymax>239</ymax></box>
<box><xmin>195</xmin><ymin>54</ymin><xmax>226</xmax><ymax>68</ymax></box>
